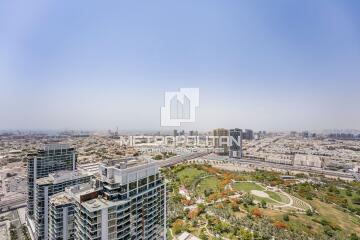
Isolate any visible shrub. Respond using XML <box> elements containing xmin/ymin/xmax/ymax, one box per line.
<box><xmin>324</xmin><ymin>225</ymin><xmax>335</xmax><ymax>237</ymax></box>
<box><xmin>306</xmin><ymin>209</ymin><xmax>313</xmax><ymax>216</ymax></box>
<box><xmin>350</xmin><ymin>233</ymin><xmax>360</xmax><ymax>240</ymax></box>
<box><xmin>172</xmin><ymin>219</ymin><xmax>186</xmax><ymax>234</ymax></box>
<box><xmin>251</xmin><ymin>208</ymin><xmax>262</xmax><ymax>218</ymax></box>
<box><xmin>352</xmin><ymin>197</ymin><xmax>360</xmax><ymax>205</ymax></box>
<box><xmin>274</xmin><ymin>221</ymin><xmax>287</xmax><ymax>229</ymax></box>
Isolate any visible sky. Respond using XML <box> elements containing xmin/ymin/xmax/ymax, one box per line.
<box><xmin>0</xmin><ymin>0</ymin><xmax>360</xmax><ymax>132</ymax></box>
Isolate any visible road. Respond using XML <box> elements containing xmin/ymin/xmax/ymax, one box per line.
<box><xmin>199</xmin><ymin>156</ymin><xmax>358</xmax><ymax>180</ymax></box>
<box><xmin>157</xmin><ymin>152</ymin><xmax>358</xmax><ymax>180</ymax></box>
<box><xmin>0</xmin><ymin>195</ymin><xmax>26</xmax><ymax>213</ymax></box>
<box><xmin>241</xmin><ymin>158</ymin><xmax>357</xmax><ymax>179</ymax></box>
<box><xmin>157</xmin><ymin>152</ymin><xmax>209</xmax><ymax>167</ymax></box>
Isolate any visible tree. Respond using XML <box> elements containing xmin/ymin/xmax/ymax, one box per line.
<box><xmin>283</xmin><ymin>214</ymin><xmax>290</xmax><ymax>222</ymax></box>
<box><xmin>324</xmin><ymin>225</ymin><xmax>335</xmax><ymax>237</ymax></box>
<box><xmin>243</xmin><ymin>193</ymin><xmax>254</xmax><ymax>205</ymax></box>
<box><xmin>204</xmin><ymin>189</ymin><xmax>214</xmax><ymax>197</ymax></box>
<box><xmin>260</xmin><ymin>199</ymin><xmax>267</xmax><ymax>208</ymax></box>
<box><xmin>352</xmin><ymin>197</ymin><xmax>360</xmax><ymax>205</ymax></box>
<box><xmin>231</xmin><ymin>202</ymin><xmax>239</xmax><ymax>211</ymax></box>
<box><xmin>346</xmin><ymin>189</ymin><xmax>353</xmax><ymax>196</ymax></box>
<box><xmin>328</xmin><ymin>185</ymin><xmax>340</xmax><ymax>194</ymax></box>
<box><xmin>215</xmin><ymin>203</ymin><xmax>224</xmax><ymax>209</ymax></box>
<box><xmin>350</xmin><ymin>233</ymin><xmax>360</xmax><ymax>240</ymax></box>
<box><xmin>199</xmin><ymin>231</ymin><xmax>208</xmax><ymax>240</ymax></box>
<box><xmin>274</xmin><ymin>221</ymin><xmax>287</xmax><ymax>229</ymax></box>
<box><xmin>172</xmin><ymin>219</ymin><xmax>186</xmax><ymax>235</ymax></box>
<box><xmin>207</xmin><ymin>193</ymin><xmax>218</xmax><ymax>202</ymax></box>
<box><xmin>239</xmin><ymin>228</ymin><xmax>252</xmax><ymax>240</ymax></box>
<box><xmin>152</xmin><ymin>154</ymin><xmax>163</xmax><ymax>160</ymax></box>
<box><xmin>9</xmin><ymin>223</ymin><xmax>17</xmax><ymax>240</ymax></box>
<box><xmin>306</xmin><ymin>209</ymin><xmax>313</xmax><ymax>216</ymax></box>
<box><xmin>197</xmin><ymin>203</ymin><xmax>206</xmax><ymax>214</ymax></box>
<box><xmin>188</xmin><ymin>208</ymin><xmax>199</xmax><ymax>220</ymax></box>
<box><xmin>251</xmin><ymin>208</ymin><xmax>262</xmax><ymax>218</ymax></box>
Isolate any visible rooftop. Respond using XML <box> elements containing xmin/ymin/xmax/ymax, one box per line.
<box><xmin>41</xmin><ymin>144</ymin><xmax>71</xmax><ymax>151</ymax></box>
<box><xmin>82</xmin><ymin>197</ymin><xmax>127</xmax><ymax>212</ymax></box>
<box><xmin>99</xmin><ymin>157</ymin><xmax>159</xmax><ymax>185</ymax></box>
<box><xmin>65</xmin><ymin>183</ymin><xmax>127</xmax><ymax>212</ymax></box>
<box><xmin>102</xmin><ymin>157</ymin><xmax>152</xmax><ymax>169</ymax></box>
<box><xmin>50</xmin><ymin>192</ymin><xmax>73</xmax><ymax>206</ymax></box>
<box><xmin>36</xmin><ymin>170</ymin><xmax>90</xmax><ymax>185</ymax></box>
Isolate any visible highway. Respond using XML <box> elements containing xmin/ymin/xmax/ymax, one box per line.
<box><xmin>0</xmin><ymin>195</ymin><xmax>26</xmax><ymax>213</ymax></box>
<box><xmin>157</xmin><ymin>152</ymin><xmax>358</xmax><ymax>181</ymax></box>
<box><xmin>157</xmin><ymin>152</ymin><xmax>209</xmax><ymax>167</ymax></box>
<box><xmin>202</xmin><ymin>156</ymin><xmax>359</xmax><ymax>180</ymax></box>
<box><xmin>241</xmin><ymin>158</ymin><xmax>356</xmax><ymax>179</ymax></box>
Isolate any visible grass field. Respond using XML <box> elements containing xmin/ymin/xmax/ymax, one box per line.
<box><xmin>253</xmin><ymin>195</ymin><xmax>276</xmax><ymax>204</ymax></box>
<box><xmin>177</xmin><ymin>167</ymin><xmax>205</xmax><ymax>186</ymax></box>
<box><xmin>262</xmin><ymin>208</ymin><xmax>323</xmax><ymax>236</ymax></box>
<box><xmin>310</xmin><ymin>199</ymin><xmax>360</xmax><ymax>234</ymax></box>
<box><xmin>265</xmin><ymin>191</ymin><xmax>282</xmax><ymax>202</ymax></box>
<box><xmin>196</xmin><ymin>176</ymin><xmax>221</xmax><ymax>196</ymax></box>
<box><xmin>233</xmin><ymin>182</ymin><xmax>265</xmax><ymax>192</ymax></box>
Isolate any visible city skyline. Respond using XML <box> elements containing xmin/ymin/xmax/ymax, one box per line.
<box><xmin>1</xmin><ymin>1</ymin><xmax>360</xmax><ymax>131</ymax></box>
<box><xmin>2</xmin><ymin>1</ymin><xmax>360</xmax><ymax>239</ymax></box>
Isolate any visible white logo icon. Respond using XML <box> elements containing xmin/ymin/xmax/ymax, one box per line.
<box><xmin>161</xmin><ymin>88</ymin><xmax>199</xmax><ymax>127</ymax></box>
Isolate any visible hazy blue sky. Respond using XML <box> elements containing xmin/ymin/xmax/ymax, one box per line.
<box><xmin>1</xmin><ymin>0</ymin><xmax>359</xmax><ymax>131</ymax></box>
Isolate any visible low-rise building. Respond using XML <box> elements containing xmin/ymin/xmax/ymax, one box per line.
<box><xmin>293</xmin><ymin>154</ymin><xmax>323</xmax><ymax>168</ymax></box>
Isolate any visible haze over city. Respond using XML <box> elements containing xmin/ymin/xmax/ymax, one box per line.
<box><xmin>1</xmin><ymin>0</ymin><xmax>360</xmax><ymax>131</ymax></box>
<box><xmin>2</xmin><ymin>2</ymin><xmax>360</xmax><ymax>240</ymax></box>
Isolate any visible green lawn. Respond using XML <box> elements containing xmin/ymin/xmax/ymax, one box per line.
<box><xmin>265</xmin><ymin>191</ymin><xmax>282</xmax><ymax>202</ymax></box>
<box><xmin>253</xmin><ymin>195</ymin><xmax>276</xmax><ymax>204</ymax></box>
<box><xmin>196</xmin><ymin>176</ymin><xmax>221</xmax><ymax>196</ymax></box>
<box><xmin>177</xmin><ymin>167</ymin><xmax>205</xmax><ymax>186</ymax></box>
<box><xmin>233</xmin><ymin>182</ymin><xmax>265</xmax><ymax>192</ymax></box>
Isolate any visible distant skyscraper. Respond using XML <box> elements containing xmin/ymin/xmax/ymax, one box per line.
<box><xmin>290</xmin><ymin>131</ymin><xmax>297</xmax><ymax>137</ymax></box>
<box><xmin>302</xmin><ymin>131</ymin><xmax>309</xmax><ymax>138</ymax></box>
<box><xmin>27</xmin><ymin>144</ymin><xmax>77</xmax><ymax>217</ymax></box>
<box><xmin>243</xmin><ymin>129</ymin><xmax>254</xmax><ymax>140</ymax></box>
<box><xmin>229</xmin><ymin>129</ymin><xmax>242</xmax><ymax>158</ymax></box>
<box><xmin>213</xmin><ymin>128</ymin><xmax>229</xmax><ymax>154</ymax></box>
<box><xmin>48</xmin><ymin>157</ymin><xmax>167</xmax><ymax>240</ymax></box>
<box><xmin>189</xmin><ymin>130</ymin><xmax>198</xmax><ymax>136</ymax></box>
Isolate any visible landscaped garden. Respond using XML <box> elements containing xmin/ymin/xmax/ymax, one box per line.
<box><xmin>164</xmin><ymin>163</ymin><xmax>360</xmax><ymax>240</ymax></box>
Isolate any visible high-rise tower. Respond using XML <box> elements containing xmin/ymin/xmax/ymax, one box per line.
<box><xmin>229</xmin><ymin>128</ymin><xmax>242</xmax><ymax>158</ymax></box>
<box><xmin>48</xmin><ymin>157</ymin><xmax>167</xmax><ymax>240</ymax></box>
<box><xmin>27</xmin><ymin>144</ymin><xmax>77</xmax><ymax>217</ymax></box>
